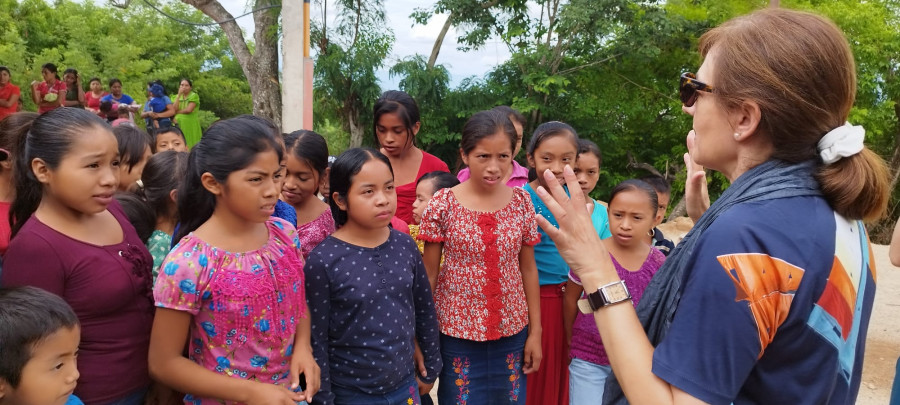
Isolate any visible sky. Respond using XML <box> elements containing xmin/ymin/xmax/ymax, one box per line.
<box><xmin>215</xmin><ymin>0</ymin><xmax>513</xmax><ymax>87</ymax></box>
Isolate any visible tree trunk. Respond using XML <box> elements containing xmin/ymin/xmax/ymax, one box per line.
<box><xmin>181</xmin><ymin>0</ymin><xmax>282</xmax><ymax>125</ymax></box>
<box><xmin>427</xmin><ymin>12</ymin><xmax>454</xmax><ymax>69</ymax></box>
<box><xmin>348</xmin><ymin>108</ymin><xmax>364</xmax><ymax>148</ymax></box>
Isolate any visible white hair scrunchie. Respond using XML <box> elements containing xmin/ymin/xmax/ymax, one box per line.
<box><xmin>817</xmin><ymin>122</ymin><xmax>865</xmax><ymax>164</ymax></box>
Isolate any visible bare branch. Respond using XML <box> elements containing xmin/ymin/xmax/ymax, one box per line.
<box><xmin>181</xmin><ymin>0</ymin><xmax>252</xmax><ymax>69</ymax></box>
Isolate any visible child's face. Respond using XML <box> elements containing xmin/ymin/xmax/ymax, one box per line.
<box><xmin>282</xmin><ymin>154</ymin><xmax>321</xmax><ymax>208</ymax></box>
<box><xmin>336</xmin><ymin>159</ymin><xmax>396</xmax><ymax>229</ymax></box>
<box><xmin>155</xmin><ymin>132</ymin><xmax>187</xmax><ymax>153</ymax></box>
<box><xmin>36</xmin><ymin>126</ymin><xmax>119</xmax><ymax>215</ymax></box>
<box><xmin>118</xmin><ymin>146</ymin><xmax>152</xmax><ymax>191</ymax></box>
<box><xmin>411</xmin><ymin>179</ymin><xmax>436</xmax><ymax>225</ymax></box>
<box><xmin>608</xmin><ymin>189</ymin><xmax>656</xmax><ymax>249</ymax></box>
<box><xmin>0</xmin><ymin>326</ymin><xmax>81</xmax><ymax>405</ymax></box>
<box><xmin>89</xmin><ymin>80</ymin><xmax>102</xmax><ymax>92</ymax></box>
<box><xmin>654</xmin><ymin>191</ymin><xmax>670</xmax><ymax>226</ymax></box>
<box><xmin>461</xmin><ymin>131</ymin><xmax>513</xmax><ymax>190</ymax></box>
<box><xmin>527</xmin><ymin>134</ymin><xmax>577</xmax><ymax>189</ymax></box>
<box><xmin>215</xmin><ymin>149</ymin><xmax>282</xmax><ymax>224</ymax></box>
<box><xmin>574</xmin><ymin>152</ymin><xmax>600</xmax><ymax>199</ymax></box>
<box><xmin>376</xmin><ymin>113</ymin><xmax>418</xmax><ymax>158</ymax></box>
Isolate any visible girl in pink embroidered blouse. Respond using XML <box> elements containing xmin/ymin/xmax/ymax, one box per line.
<box><xmin>281</xmin><ymin>130</ymin><xmax>335</xmax><ymax>261</ymax></box>
<box><xmin>149</xmin><ymin>118</ymin><xmax>320</xmax><ymax>405</ymax></box>
<box><xmin>419</xmin><ymin>109</ymin><xmax>542</xmax><ymax>404</ymax></box>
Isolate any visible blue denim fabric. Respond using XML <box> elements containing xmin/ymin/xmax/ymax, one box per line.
<box><xmin>568</xmin><ymin>358</ymin><xmax>611</xmax><ymax>405</ymax></box>
<box><xmin>437</xmin><ymin>328</ymin><xmax>527</xmax><ymax>404</ymax></box>
<box><xmin>332</xmin><ymin>375</ymin><xmax>420</xmax><ymax>405</ymax></box>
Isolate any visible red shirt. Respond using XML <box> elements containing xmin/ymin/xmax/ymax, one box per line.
<box><xmin>0</xmin><ymin>83</ymin><xmax>20</xmax><ymax>120</ymax></box>
<box><xmin>394</xmin><ymin>151</ymin><xmax>449</xmax><ymax>224</ymax></box>
<box><xmin>1</xmin><ymin>201</ymin><xmax>154</xmax><ymax>403</ymax></box>
<box><xmin>37</xmin><ymin>80</ymin><xmax>67</xmax><ymax>114</ymax></box>
<box><xmin>85</xmin><ymin>90</ymin><xmax>108</xmax><ymax>111</ymax></box>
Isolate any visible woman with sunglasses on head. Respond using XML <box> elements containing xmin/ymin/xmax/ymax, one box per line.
<box><xmin>533</xmin><ymin>8</ymin><xmax>889</xmax><ymax>405</ymax></box>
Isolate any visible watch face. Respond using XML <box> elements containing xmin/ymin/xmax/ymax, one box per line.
<box><xmin>602</xmin><ymin>282</ymin><xmax>630</xmax><ymax>303</ymax></box>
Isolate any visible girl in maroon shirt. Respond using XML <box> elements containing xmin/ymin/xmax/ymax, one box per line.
<box><xmin>1</xmin><ymin>108</ymin><xmax>154</xmax><ymax>405</ymax></box>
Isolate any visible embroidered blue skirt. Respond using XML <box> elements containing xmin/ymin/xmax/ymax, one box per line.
<box><xmin>437</xmin><ymin>328</ymin><xmax>527</xmax><ymax>405</ymax></box>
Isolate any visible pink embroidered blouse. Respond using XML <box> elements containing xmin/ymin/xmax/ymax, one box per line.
<box><xmin>153</xmin><ymin>218</ymin><xmax>306</xmax><ymax>404</ymax></box>
<box><xmin>296</xmin><ymin>207</ymin><xmax>335</xmax><ymax>261</ymax></box>
<box><xmin>417</xmin><ymin>187</ymin><xmax>540</xmax><ymax>341</ymax></box>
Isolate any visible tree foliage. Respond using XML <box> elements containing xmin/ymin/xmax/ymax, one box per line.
<box><xmin>0</xmin><ymin>0</ymin><xmax>253</xmax><ymax>129</ymax></box>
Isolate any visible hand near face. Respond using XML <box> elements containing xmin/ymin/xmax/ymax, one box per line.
<box><xmin>684</xmin><ymin>130</ymin><xmax>710</xmax><ymax>223</ymax></box>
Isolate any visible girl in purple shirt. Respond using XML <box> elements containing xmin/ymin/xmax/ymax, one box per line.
<box><xmin>563</xmin><ymin>179</ymin><xmax>665</xmax><ymax>404</ymax></box>
<box><xmin>2</xmin><ymin>108</ymin><xmax>155</xmax><ymax>405</ymax></box>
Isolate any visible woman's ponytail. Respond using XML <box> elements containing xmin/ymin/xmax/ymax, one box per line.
<box><xmin>816</xmin><ymin>148</ymin><xmax>890</xmax><ymax>222</ymax></box>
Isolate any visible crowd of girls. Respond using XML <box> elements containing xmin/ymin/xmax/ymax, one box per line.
<box><xmin>0</xmin><ymin>8</ymin><xmax>892</xmax><ymax>405</ymax></box>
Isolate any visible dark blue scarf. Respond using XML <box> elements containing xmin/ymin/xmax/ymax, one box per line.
<box><xmin>603</xmin><ymin>159</ymin><xmax>822</xmax><ymax>404</ymax></box>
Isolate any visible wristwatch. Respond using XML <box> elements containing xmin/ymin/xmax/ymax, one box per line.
<box><xmin>577</xmin><ymin>280</ymin><xmax>632</xmax><ymax>314</ymax></box>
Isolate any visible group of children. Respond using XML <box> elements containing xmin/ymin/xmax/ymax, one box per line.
<box><xmin>0</xmin><ymin>89</ymin><xmax>677</xmax><ymax>405</ymax></box>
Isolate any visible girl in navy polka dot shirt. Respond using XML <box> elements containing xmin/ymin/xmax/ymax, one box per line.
<box><xmin>304</xmin><ymin>148</ymin><xmax>441</xmax><ymax>405</ymax></box>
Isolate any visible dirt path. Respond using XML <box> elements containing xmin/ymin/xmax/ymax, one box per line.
<box><xmin>858</xmin><ymin>244</ymin><xmax>899</xmax><ymax>405</ymax></box>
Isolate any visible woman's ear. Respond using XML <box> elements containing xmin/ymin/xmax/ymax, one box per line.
<box><xmin>200</xmin><ymin>172</ymin><xmax>222</xmax><ymax>195</ymax></box>
<box><xmin>331</xmin><ymin>192</ymin><xmax>347</xmax><ymax>211</ymax></box>
<box><xmin>526</xmin><ymin>153</ymin><xmax>536</xmax><ymax>169</ymax></box>
<box><xmin>31</xmin><ymin>158</ymin><xmax>51</xmax><ymax>184</ymax></box>
<box><xmin>412</xmin><ymin>121</ymin><xmax>421</xmax><ymax>136</ymax></box>
<box><xmin>319</xmin><ymin>167</ymin><xmax>331</xmax><ymax>188</ymax></box>
<box><xmin>732</xmin><ymin>100</ymin><xmax>761</xmax><ymax>142</ymax></box>
<box><xmin>169</xmin><ymin>189</ymin><xmax>178</xmax><ymax>204</ymax></box>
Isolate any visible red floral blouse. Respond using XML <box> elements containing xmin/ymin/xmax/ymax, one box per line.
<box><xmin>417</xmin><ymin>187</ymin><xmax>540</xmax><ymax>341</ymax></box>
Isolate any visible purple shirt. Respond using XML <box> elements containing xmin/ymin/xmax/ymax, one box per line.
<box><xmin>457</xmin><ymin>160</ymin><xmax>529</xmax><ymax>188</ymax></box>
<box><xmin>569</xmin><ymin>248</ymin><xmax>665</xmax><ymax>365</ymax></box>
<box><xmin>1</xmin><ymin>201</ymin><xmax>154</xmax><ymax>404</ymax></box>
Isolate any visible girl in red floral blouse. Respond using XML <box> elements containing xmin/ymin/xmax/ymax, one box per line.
<box><xmin>419</xmin><ymin>109</ymin><xmax>542</xmax><ymax>404</ymax></box>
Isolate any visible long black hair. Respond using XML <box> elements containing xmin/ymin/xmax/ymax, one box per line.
<box><xmin>373</xmin><ymin>90</ymin><xmax>420</xmax><ymax>149</ymax></box>
<box><xmin>284</xmin><ymin>130</ymin><xmax>329</xmax><ymax>177</ymax></box>
<box><xmin>609</xmin><ymin>179</ymin><xmax>658</xmax><ymax>214</ymax></box>
<box><xmin>174</xmin><ymin>117</ymin><xmax>283</xmax><ymax>241</ymax></box>
<box><xmin>140</xmin><ymin>150</ymin><xmax>188</xmax><ymax>221</ymax></box>
<box><xmin>11</xmin><ymin>108</ymin><xmax>109</xmax><ymax>237</ymax></box>
<box><xmin>526</xmin><ymin>121</ymin><xmax>579</xmax><ymax>157</ymax></box>
<box><xmin>329</xmin><ymin>148</ymin><xmax>393</xmax><ymax>227</ymax></box>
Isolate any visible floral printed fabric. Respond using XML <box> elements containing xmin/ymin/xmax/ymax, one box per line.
<box><xmin>147</xmin><ymin>229</ymin><xmax>173</xmax><ymax>282</ymax></box>
<box><xmin>154</xmin><ymin>218</ymin><xmax>307</xmax><ymax>405</ymax></box>
<box><xmin>417</xmin><ymin>187</ymin><xmax>540</xmax><ymax>341</ymax></box>
<box><xmin>296</xmin><ymin>207</ymin><xmax>335</xmax><ymax>261</ymax></box>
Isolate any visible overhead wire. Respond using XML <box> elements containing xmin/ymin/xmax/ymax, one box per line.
<box><xmin>138</xmin><ymin>0</ymin><xmax>281</xmax><ymax>27</ymax></box>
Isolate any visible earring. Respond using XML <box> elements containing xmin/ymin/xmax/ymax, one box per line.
<box><xmin>734</xmin><ymin>132</ymin><xmax>741</xmax><ymax>140</ymax></box>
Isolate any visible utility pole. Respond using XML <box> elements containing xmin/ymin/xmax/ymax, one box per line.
<box><xmin>281</xmin><ymin>0</ymin><xmax>313</xmax><ymax>132</ymax></box>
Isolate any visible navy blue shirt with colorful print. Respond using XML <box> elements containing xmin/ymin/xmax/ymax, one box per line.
<box><xmin>652</xmin><ymin>196</ymin><xmax>875</xmax><ymax>405</ymax></box>
<box><xmin>305</xmin><ymin>229</ymin><xmax>441</xmax><ymax>404</ymax></box>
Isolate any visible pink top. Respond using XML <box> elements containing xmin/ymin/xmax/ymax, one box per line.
<box><xmin>154</xmin><ymin>218</ymin><xmax>307</xmax><ymax>404</ymax></box>
<box><xmin>568</xmin><ymin>248</ymin><xmax>665</xmax><ymax>365</ymax></box>
<box><xmin>37</xmin><ymin>80</ymin><xmax>67</xmax><ymax>113</ymax></box>
<box><xmin>418</xmin><ymin>187</ymin><xmax>540</xmax><ymax>341</ymax></box>
<box><xmin>0</xmin><ymin>201</ymin><xmax>10</xmax><ymax>254</ymax></box>
<box><xmin>296</xmin><ymin>207</ymin><xmax>335</xmax><ymax>261</ymax></box>
<box><xmin>457</xmin><ymin>160</ymin><xmax>529</xmax><ymax>188</ymax></box>
<box><xmin>394</xmin><ymin>151</ymin><xmax>449</xmax><ymax>224</ymax></box>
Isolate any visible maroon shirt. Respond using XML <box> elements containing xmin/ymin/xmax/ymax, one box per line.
<box><xmin>1</xmin><ymin>201</ymin><xmax>154</xmax><ymax>404</ymax></box>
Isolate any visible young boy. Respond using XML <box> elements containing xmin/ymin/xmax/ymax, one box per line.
<box><xmin>152</xmin><ymin>126</ymin><xmax>188</xmax><ymax>153</ymax></box>
<box><xmin>0</xmin><ymin>286</ymin><xmax>82</xmax><ymax>405</ymax></box>
<box><xmin>640</xmin><ymin>175</ymin><xmax>676</xmax><ymax>256</ymax></box>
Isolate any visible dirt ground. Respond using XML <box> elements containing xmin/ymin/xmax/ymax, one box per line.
<box><xmin>857</xmin><ymin>244</ymin><xmax>899</xmax><ymax>405</ymax></box>
<box><xmin>428</xmin><ymin>245</ymin><xmax>900</xmax><ymax>404</ymax></box>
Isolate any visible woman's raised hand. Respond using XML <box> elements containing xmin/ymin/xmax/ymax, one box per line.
<box><xmin>684</xmin><ymin>130</ymin><xmax>710</xmax><ymax>223</ymax></box>
<box><xmin>533</xmin><ymin>166</ymin><xmax>615</xmax><ymax>285</ymax></box>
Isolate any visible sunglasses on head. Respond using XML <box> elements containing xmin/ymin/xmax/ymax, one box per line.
<box><xmin>680</xmin><ymin>72</ymin><xmax>714</xmax><ymax>107</ymax></box>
